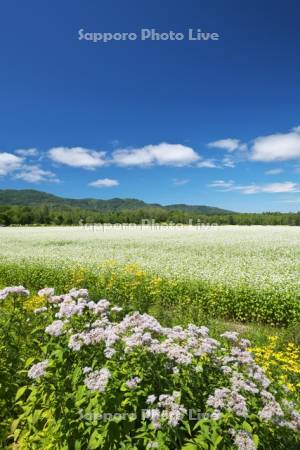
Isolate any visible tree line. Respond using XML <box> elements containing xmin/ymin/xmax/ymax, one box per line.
<box><xmin>0</xmin><ymin>204</ymin><xmax>300</xmax><ymax>226</ymax></box>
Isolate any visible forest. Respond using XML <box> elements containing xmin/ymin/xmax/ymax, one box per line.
<box><xmin>1</xmin><ymin>204</ymin><xmax>300</xmax><ymax>226</ymax></box>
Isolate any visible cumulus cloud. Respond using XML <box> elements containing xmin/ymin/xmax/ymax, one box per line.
<box><xmin>208</xmin><ymin>125</ymin><xmax>300</xmax><ymax>165</ymax></box>
<box><xmin>251</xmin><ymin>127</ymin><xmax>300</xmax><ymax>162</ymax></box>
<box><xmin>0</xmin><ymin>151</ymin><xmax>59</xmax><ymax>183</ymax></box>
<box><xmin>48</xmin><ymin>147</ymin><xmax>107</xmax><ymax>169</ymax></box>
<box><xmin>14</xmin><ymin>165</ymin><xmax>60</xmax><ymax>183</ymax></box>
<box><xmin>0</xmin><ymin>152</ymin><xmax>23</xmax><ymax>176</ymax></box>
<box><xmin>209</xmin><ymin>179</ymin><xmax>300</xmax><ymax>194</ymax></box>
<box><xmin>208</xmin><ymin>138</ymin><xmax>246</xmax><ymax>152</ymax></box>
<box><xmin>112</xmin><ymin>143</ymin><xmax>200</xmax><ymax>167</ymax></box>
<box><xmin>15</xmin><ymin>148</ymin><xmax>39</xmax><ymax>157</ymax></box>
<box><xmin>89</xmin><ymin>178</ymin><xmax>119</xmax><ymax>188</ymax></box>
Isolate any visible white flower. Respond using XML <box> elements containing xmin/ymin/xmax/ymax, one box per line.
<box><xmin>0</xmin><ymin>286</ymin><xmax>29</xmax><ymax>300</ymax></box>
<box><xmin>111</xmin><ymin>306</ymin><xmax>123</xmax><ymax>312</ymax></box>
<box><xmin>126</xmin><ymin>376</ymin><xmax>141</xmax><ymax>390</ymax></box>
<box><xmin>221</xmin><ymin>331</ymin><xmax>239</xmax><ymax>342</ymax></box>
<box><xmin>28</xmin><ymin>360</ymin><xmax>49</xmax><ymax>379</ymax></box>
<box><xmin>146</xmin><ymin>442</ymin><xmax>159</xmax><ymax>449</ymax></box>
<box><xmin>146</xmin><ymin>395</ymin><xmax>157</xmax><ymax>404</ymax></box>
<box><xmin>258</xmin><ymin>401</ymin><xmax>284</xmax><ymax>421</ymax></box>
<box><xmin>84</xmin><ymin>368</ymin><xmax>111</xmax><ymax>392</ymax></box>
<box><xmin>56</xmin><ymin>297</ymin><xmax>87</xmax><ymax>318</ymax></box>
<box><xmin>143</xmin><ymin>408</ymin><xmax>161</xmax><ymax>429</ymax></box>
<box><xmin>221</xmin><ymin>365</ymin><xmax>232</xmax><ymax>375</ymax></box>
<box><xmin>38</xmin><ymin>287</ymin><xmax>55</xmax><ymax>298</ymax></box>
<box><xmin>104</xmin><ymin>347</ymin><xmax>116</xmax><ymax>358</ymax></box>
<box><xmin>69</xmin><ymin>288</ymin><xmax>89</xmax><ymax>299</ymax></box>
<box><xmin>45</xmin><ymin>320</ymin><xmax>65</xmax><ymax>337</ymax></box>
<box><xmin>34</xmin><ymin>306</ymin><xmax>48</xmax><ymax>314</ymax></box>
<box><xmin>230</xmin><ymin>429</ymin><xmax>257</xmax><ymax>450</ymax></box>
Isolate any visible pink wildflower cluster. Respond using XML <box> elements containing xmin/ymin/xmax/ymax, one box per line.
<box><xmin>23</xmin><ymin>286</ymin><xmax>300</xmax><ymax>445</ymax></box>
<box><xmin>0</xmin><ymin>285</ymin><xmax>29</xmax><ymax>300</ymax></box>
<box><xmin>144</xmin><ymin>391</ymin><xmax>187</xmax><ymax>428</ymax></box>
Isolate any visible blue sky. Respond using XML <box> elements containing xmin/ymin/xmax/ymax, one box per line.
<box><xmin>1</xmin><ymin>0</ymin><xmax>300</xmax><ymax>212</ymax></box>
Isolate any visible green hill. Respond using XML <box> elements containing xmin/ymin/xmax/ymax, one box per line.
<box><xmin>0</xmin><ymin>189</ymin><xmax>234</xmax><ymax>215</ymax></box>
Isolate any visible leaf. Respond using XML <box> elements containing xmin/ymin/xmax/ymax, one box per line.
<box><xmin>88</xmin><ymin>430</ymin><xmax>103</xmax><ymax>449</ymax></box>
<box><xmin>213</xmin><ymin>435</ymin><xmax>223</xmax><ymax>446</ymax></box>
<box><xmin>181</xmin><ymin>444</ymin><xmax>198</xmax><ymax>450</ymax></box>
<box><xmin>253</xmin><ymin>434</ymin><xmax>259</xmax><ymax>447</ymax></box>
<box><xmin>75</xmin><ymin>440</ymin><xmax>81</xmax><ymax>450</ymax></box>
<box><xmin>10</xmin><ymin>418</ymin><xmax>20</xmax><ymax>433</ymax></box>
<box><xmin>16</xmin><ymin>386</ymin><xmax>27</xmax><ymax>400</ymax></box>
<box><xmin>242</xmin><ymin>421</ymin><xmax>253</xmax><ymax>433</ymax></box>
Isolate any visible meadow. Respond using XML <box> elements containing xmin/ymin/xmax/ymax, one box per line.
<box><xmin>0</xmin><ymin>225</ymin><xmax>300</xmax><ymax>449</ymax></box>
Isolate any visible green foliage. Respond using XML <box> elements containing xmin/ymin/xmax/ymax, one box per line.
<box><xmin>1</xmin><ymin>289</ymin><xmax>298</xmax><ymax>449</ymax></box>
<box><xmin>0</xmin><ymin>293</ymin><xmax>46</xmax><ymax>444</ymax></box>
<box><xmin>0</xmin><ymin>261</ymin><xmax>299</xmax><ymax>326</ymax></box>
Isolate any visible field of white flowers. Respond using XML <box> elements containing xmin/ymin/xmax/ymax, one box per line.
<box><xmin>0</xmin><ymin>225</ymin><xmax>300</xmax><ymax>290</ymax></box>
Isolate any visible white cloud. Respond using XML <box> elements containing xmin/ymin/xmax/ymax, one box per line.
<box><xmin>48</xmin><ymin>147</ymin><xmax>107</xmax><ymax>169</ymax></box>
<box><xmin>260</xmin><ymin>182</ymin><xmax>299</xmax><ymax>193</ymax></box>
<box><xmin>208</xmin><ymin>138</ymin><xmax>246</xmax><ymax>152</ymax></box>
<box><xmin>197</xmin><ymin>159</ymin><xmax>219</xmax><ymax>168</ymax></box>
<box><xmin>208</xmin><ymin>180</ymin><xmax>235</xmax><ymax>189</ymax></box>
<box><xmin>251</xmin><ymin>130</ymin><xmax>300</xmax><ymax>162</ymax></box>
<box><xmin>222</xmin><ymin>156</ymin><xmax>236</xmax><ymax>168</ymax></box>
<box><xmin>238</xmin><ymin>182</ymin><xmax>299</xmax><ymax>194</ymax></box>
<box><xmin>14</xmin><ymin>165</ymin><xmax>60</xmax><ymax>183</ymax></box>
<box><xmin>208</xmin><ymin>125</ymin><xmax>300</xmax><ymax>165</ymax></box>
<box><xmin>15</xmin><ymin>148</ymin><xmax>39</xmax><ymax>157</ymax></box>
<box><xmin>0</xmin><ymin>152</ymin><xmax>23</xmax><ymax>176</ymax></box>
<box><xmin>173</xmin><ymin>178</ymin><xmax>190</xmax><ymax>186</ymax></box>
<box><xmin>0</xmin><ymin>151</ymin><xmax>59</xmax><ymax>183</ymax></box>
<box><xmin>265</xmin><ymin>168</ymin><xmax>283</xmax><ymax>175</ymax></box>
<box><xmin>209</xmin><ymin>179</ymin><xmax>300</xmax><ymax>194</ymax></box>
<box><xmin>89</xmin><ymin>178</ymin><xmax>119</xmax><ymax>188</ymax></box>
<box><xmin>112</xmin><ymin>143</ymin><xmax>200</xmax><ymax>167</ymax></box>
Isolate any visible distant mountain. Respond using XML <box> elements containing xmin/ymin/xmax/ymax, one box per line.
<box><xmin>0</xmin><ymin>189</ymin><xmax>234</xmax><ymax>215</ymax></box>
